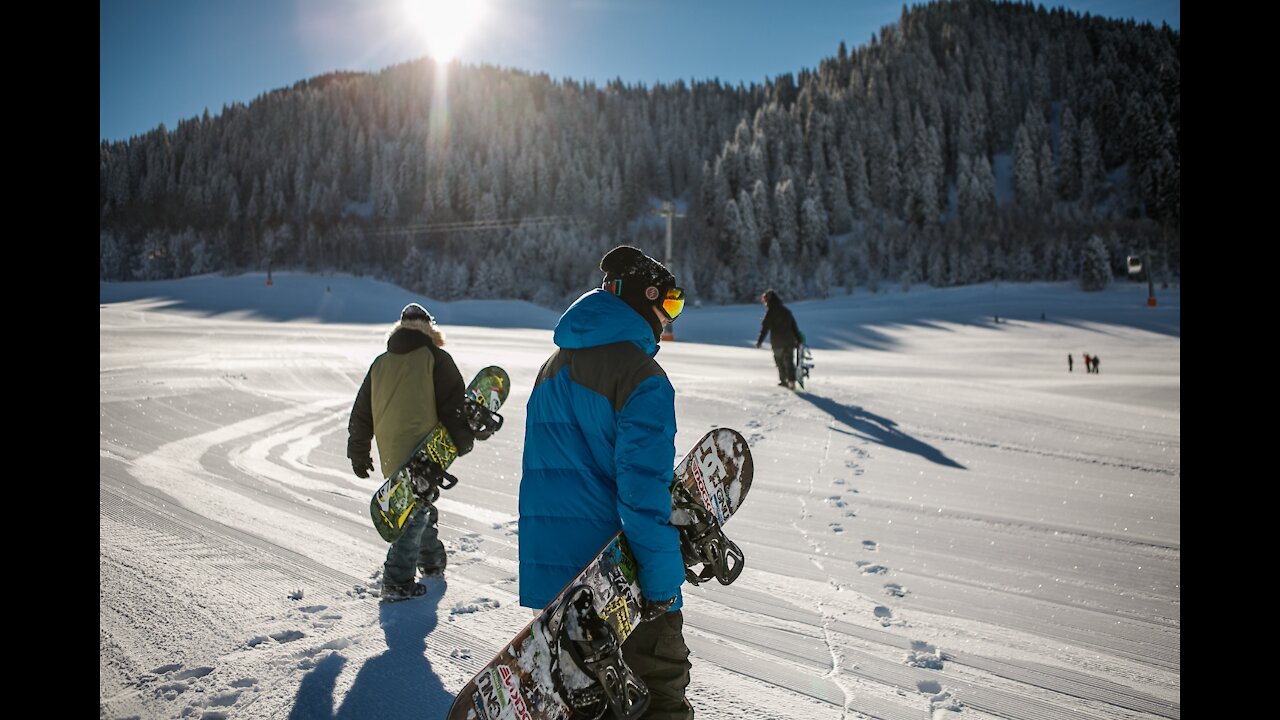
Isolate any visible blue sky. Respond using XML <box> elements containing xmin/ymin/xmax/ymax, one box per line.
<box><xmin>100</xmin><ymin>0</ymin><xmax>1179</xmax><ymax>143</ymax></box>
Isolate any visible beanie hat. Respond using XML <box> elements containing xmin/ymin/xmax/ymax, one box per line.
<box><xmin>400</xmin><ymin>302</ymin><xmax>433</xmax><ymax>323</ymax></box>
<box><xmin>600</xmin><ymin>246</ymin><xmax>676</xmax><ymax>341</ymax></box>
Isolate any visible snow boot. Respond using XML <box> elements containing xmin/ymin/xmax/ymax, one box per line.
<box><xmin>381</xmin><ymin>579</ymin><xmax>427</xmax><ymax>602</ymax></box>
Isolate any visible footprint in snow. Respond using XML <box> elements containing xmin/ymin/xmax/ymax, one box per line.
<box><xmin>270</xmin><ymin>630</ymin><xmax>305</xmax><ymax>644</ymax></box>
<box><xmin>825</xmin><ymin>496</ymin><xmax>847</xmax><ymax>508</ymax></box>
<box><xmin>862</xmin><ymin>540</ymin><xmax>878</xmax><ymax>551</ymax></box>
<box><xmin>925</xmin><ymin>686</ymin><xmax>962</xmax><ymax>717</ymax></box>
<box><xmin>231</xmin><ymin>678</ymin><xmax>257</xmax><ymax>688</ymax></box>
<box><xmin>208</xmin><ymin>691</ymin><xmax>241</xmax><ymax>708</ymax></box>
<box><xmin>884</xmin><ymin>583</ymin><xmax>909</xmax><ymax>598</ymax></box>
<box><xmin>907</xmin><ymin>641</ymin><xmax>945</xmax><ymax>669</ymax></box>
<box><xmin>298</xmin><ymin>605</ymin><xmax>326</xmax><ymax>614</ymax></box>
<box><xmin>457</xmin><ymin>534</ymin><xmax>483</xmax><ymax>553</ymax></box>
<box><xmin>451</xmin><ymin>598</ymin><xmax>501</xmax><ymax>615</ymax></box>
<box><xmin>153</xmin><ymin>663</ymin><xmax>183</xmax><ymax>675</ymax></box>
<box><xmin>747</xmin><ymin>432</ymin><xmax>765</xmax><ymax>445</ymax></box>
<box><xmin>451</xmin><ymin>648</ymin><xmax>473</xmax><ymax>660</ymax></box>
<box><xmin>746</xmin><ymin>419</ymin><xmax>762</xmax><ymax>428</ymax></box>
<box><xmin>829</xmin><ymin>523</ymin><xmax>844</xmax><ymax>533</ymax></box>
<box><xmin>860</xmin><ymin>564</ymin><xmax>889</xmax><ymax>575</ymax></box>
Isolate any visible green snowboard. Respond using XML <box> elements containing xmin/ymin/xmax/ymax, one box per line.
<box><xmin>369</xmin><ymin>366</ymin><xmax>510</xmax><ymax>542</ymax></box>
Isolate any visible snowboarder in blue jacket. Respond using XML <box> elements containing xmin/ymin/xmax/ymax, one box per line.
<box><xmin>520</xmin><ymin>245</ymin><xmax>693</xmax><ymax>719</ymax></box>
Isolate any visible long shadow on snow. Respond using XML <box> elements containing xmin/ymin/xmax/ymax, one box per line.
<box><xmin>289</xmin><ymin>580</ymin><xmax>455</xmax><ymax>720</ymax></box>
<box><xmin>797</xmin><ymin>392</ymin><xmax>966</xmax><ymax>470</ymax></box>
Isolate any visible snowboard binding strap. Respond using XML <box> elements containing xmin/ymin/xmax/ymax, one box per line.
<box><xmin>464</xmin><ymin>400</ymin><xmax>504</xmax><ymax>440</ymax></box>
<box><xmin>547</xmin><ymin>586</ymin><xmax>650</xmax><ymax>720</ymax></box>
<box><xmin>408</xmin><ymin>456</ymin><xmax>458</xmax><ymax>504</ymax></box>
<box><xmin>673</xmin><ymin>485</ymin><xmax>745</xmax><ymax>586</ymax></box>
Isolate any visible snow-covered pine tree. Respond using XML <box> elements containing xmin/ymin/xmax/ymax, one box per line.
<box><xmin>1079</xmin><ymin>234</ymin><xmax>1111</xmax><ymax>290</ymax></box>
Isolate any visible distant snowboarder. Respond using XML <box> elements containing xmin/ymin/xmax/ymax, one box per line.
<box><xmin>756</xmin><ymin>289</ymin><xmax>802</xmax><ymax>390</ymax></box>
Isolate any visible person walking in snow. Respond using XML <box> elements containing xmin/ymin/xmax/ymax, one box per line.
<box><xmin>520</xmin><ymin>245</ymin><xmax>693</xmax><ymax>719</ymax></box>
<box><xmin>1068</xmin><ymin>354</ymin><xmax>1073</xmax><ymax>372</ymax></box>
<box><xmin>347</xmin><ymin>303</ymin><xmax>477</xmax><ymax>601</ymax></box>
<box><xmin>756</xmin><ymin>289</ymin><xmax>802</xmax><ymax>389</ymax></box>
<box><xmin>1091</xmin><ymin>355</ymin><xmax>1100</xmax><ymax>374</ymax></box>
<box><xmin>1083</xmin><ymin>353</ymin><xmax>1092</xmax><ymax>374</ymax></box>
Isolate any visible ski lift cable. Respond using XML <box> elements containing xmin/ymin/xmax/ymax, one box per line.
<box><xmin>370</xmin><ymin>215</ymin><xmax>589</xmax><ymax>236</ymax></box>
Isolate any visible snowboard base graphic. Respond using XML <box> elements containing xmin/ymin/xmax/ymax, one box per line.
<box><xmin>446</xmin><ymin>427</ymin><xmax>753</xmax><ymax>720</ymax></box>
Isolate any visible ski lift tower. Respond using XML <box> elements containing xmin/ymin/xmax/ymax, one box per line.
<box><xmin>651</xmin><ymin>201</ymin><xmax>684</xmax><ymax>340</ymax></box>
<box><xmin>1127</xmin><ymin>250</ymin><xmax>1157</xmax><ymax>307</ymax></box>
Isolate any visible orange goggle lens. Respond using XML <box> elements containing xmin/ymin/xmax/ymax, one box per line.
<box><xmin>660</xmin><ymin>287</ymin><xmax>686</xmax><ymax>320</ymax></box>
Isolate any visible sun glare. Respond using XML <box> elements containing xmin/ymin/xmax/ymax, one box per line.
<box><xmin>403</xmin><ymin>0</ymin><xmax>486</xmax><ymax>61</ymax></box>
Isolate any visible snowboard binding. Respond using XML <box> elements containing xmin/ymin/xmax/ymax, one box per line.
<box><xmin>673</xmin><ymin>485</ymin><xmax>745</xmax><ymax>586</ymax></box>
<box><xmin>408</xmin><ymin>456</ymin><xmax>458</xmax><ymax>504</ymax></box>
<box><xmin>547</xmin><ymin>586</ymin><xmax>650</xmax><ymax>720</ymax></box>
<box><xmin>464</xmin><ymin>400</ymin><xmax>505</xmax><ymax>440</ymax></box>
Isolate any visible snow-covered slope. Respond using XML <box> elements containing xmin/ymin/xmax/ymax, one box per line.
<box><xmin>100</xmin><ymin>275</ymin><xmax>1179</xmax><ymax>720</ymax></box>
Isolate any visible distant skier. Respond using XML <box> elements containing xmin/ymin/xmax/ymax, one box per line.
<box><xmin>756</xmin><ymin>289</ymin><xmax>802</xmax><ymax>389</ymax></box>
<box><xmin>347</xmin><ymin>303</ymin><xmax>477</xmax><ymax>601</ymax></box>
<box><xmin>1083</xmin><ymin>353</ymin><xmax>1092</xmax><ymax>374</ymax></box>
<box><xmin>1068</xmin><ymin>354</ymin><xmax>1073</xmax><ymax>372</ymax></box>
<box><xmin>1092</xmin><ymin>355</ymin><xmax>1100</xmax><ymax>374</ymax></box>
<box><xmin>520</xmin><ymin>246</ymin><xmax>693</xmax><ymax>718</ymax></box>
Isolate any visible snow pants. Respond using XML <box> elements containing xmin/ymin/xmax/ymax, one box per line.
<box><xmin>773</xmin><ymin>345</ymin><xmax>797</xmax><ymax>385</ymax></box>
<box><xmin>621</xmin><ymin>610</ymin><xmax>693</xmax><ymax>720</ymax></box>
<box><xmin>383</xmin><ymin>502</ymin><xmax>447</xmax><ymax>584</ymax></box>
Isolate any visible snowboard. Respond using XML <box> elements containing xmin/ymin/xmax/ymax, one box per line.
<box><xmin>793</xmin><ymin>344</ymin><xmax>813</xmax><ymax>389</ymax></box>
<box><xmin>446</xmin><ymin>427</ymin><xmax>753</xmax><ymax>720</ymax></box>
<box><xmin>369</xmin><ymin>366</ymin><xmax>510</xmax><ymax>543</ymax></box>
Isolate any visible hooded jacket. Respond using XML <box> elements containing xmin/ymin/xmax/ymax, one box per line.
<box><xmin>348</xmin><ymin>325</ymin><xmax>474</xmax><ymax>477</ymax></box>
<box><xmin>756</xmin><ymin>294</ymin><xmax>800</xmax><ymax>349</ymax></box>
<box><xmin>519</xmin><ymin>289</ymin><xmax>684</xmax><ymax>610</ymax></box>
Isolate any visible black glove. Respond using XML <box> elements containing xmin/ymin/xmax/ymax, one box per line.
<box><xmin>351</xmin><ymin>454</ymin><xmax>374</xmax><ymax>479</ymax></box>
<box><xmin>640</xmin><ymin>596</ymin><xmax>676</xmax><ymax>622</ymax></box>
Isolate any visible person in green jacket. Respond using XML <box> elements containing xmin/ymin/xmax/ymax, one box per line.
<box><xmin>347</xmin><ymin>303</ymin><xmax>476</xmax><ymax>601</ymax></box>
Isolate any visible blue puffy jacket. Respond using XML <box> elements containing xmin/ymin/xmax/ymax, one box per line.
<box><xmin>519</xmin><ymin>289</ymin><xmax>684</xmax><ymax>610</ymax></box>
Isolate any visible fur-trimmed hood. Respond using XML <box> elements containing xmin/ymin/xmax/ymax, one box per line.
<box><xmin>387</xmin><ymin>318</ymin><xmax>446</xmax><ymax>349</ymax></box>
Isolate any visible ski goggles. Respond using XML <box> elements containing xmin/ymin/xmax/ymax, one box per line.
<box><xmin>659</xmin><ymin>287</ymin><xmax>686</xmax><ymax>321</ymax></box>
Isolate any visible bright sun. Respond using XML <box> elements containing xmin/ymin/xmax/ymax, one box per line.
<box><xmin>402</xmin><ymin>0</ymin><xmax>486</xmax><ymax>61</ymax></box>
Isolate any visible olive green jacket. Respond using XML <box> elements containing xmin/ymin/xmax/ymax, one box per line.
<box><xmin>347</xmin><ymin>328</ymin><xmax>473</xmax><ymax>477</ymax></box>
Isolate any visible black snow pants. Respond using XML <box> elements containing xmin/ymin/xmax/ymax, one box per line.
<box><xmin>773</xmin><ymin>345</ymin><xmax>797</xmax><ymax>385</ymax></box>
<box><xmin>621</xmin><ymin>609</ymin><xmax>693</xmax><ymax>719</ymax></box>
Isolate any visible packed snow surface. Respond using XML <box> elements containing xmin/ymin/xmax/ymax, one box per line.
<box><xmin>101</xmin><ymin>273</ymin><xmax>1179</xmax><ymax>719</ymax></box>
